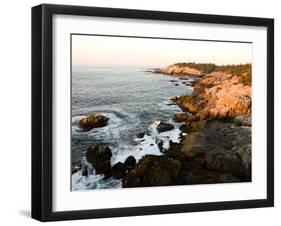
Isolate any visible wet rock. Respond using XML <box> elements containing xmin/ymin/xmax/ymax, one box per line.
<box><xmin>124</xmin><ymin>156</ymin><xmax>136</xmax><ymax>169</ymax></box>
<box><xmin>174</xmin><ymin>83</ymin><xmax>179</xmax><ymax>86</ymax></box>
<box><xmin>156</xmin><ymin>122</ymin><xmax>175</xmax><ymax>133</ymax></box>
<box><xmin>136</xmin><ymin>132</ymin><xmax>145</xmax><ymax>138</ymax></box>
<box><xmin>112</xmin><ymin>162</ymin><xmax>127</xmax><ymax>179</ymax></box>
<box><xmin>169</xmin><ymin>96</ymin><xmax>179</xmax><ymax>101</ymax></box>
<box><xmin>123</xmin><ymin>155</ymin><xmax>182</xmax><ymax>187</ymax></box>
<box><xmin>72</xmin><ymin>165</ymin><xmax>81</xmax><ymax>174</ymax></box>
<box><xmin>86</xmin><ymin>144</ymin><xmax>112</xmax><ymax>178</ymax></box>
<box><xmin>79</xmin><ymin>115</ymin><xmax>109</xmax><ymax>132</ymax></box>
<box><xmin>169</xmin><ymin>79</ymin><xmax>178</xmax><ymax>82</ymax></box>
<box><xmin>82</xmin><ymin>166</ymin><xmax>88</xmax><ymax>177</ymax></box>
<box><xmin>156</xmin><ymin>139</ymin><xmax>164</xmax><ymax>152</ymax></box>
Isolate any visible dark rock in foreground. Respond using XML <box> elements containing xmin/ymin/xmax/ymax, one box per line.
<box><xmin>176</xmin><ymin>167</ymin><xmax>239</xmax><ymax>185</ymax></box>
<box><xmin>124</xmin><ymin>156</ymin><xmax>136</xmax><ymax>169</ymax></box>
<box><xmin>112</xmin><ymin>156</ymin><xmax>137</xmax><ymax>180</ymax></box>
<box><xmin>112</xmin><ymin>162</ymin><xmax>126</xmax><ymax>179</ymax></box>
<box><xmin>180</xmin><ymin>120</ymin><xmax>251</xmax><ymax>181</ymax></box>
<box><xmin>136</xmin><ymin>132</ymin><xmax>145</xmax><ymax>138</ymax></box>
<box><xmin>79</xmin><ymin>115</ymin><xmax>109</xmax><ymax>132</ymax></box>
<box><xmin>122</xmin><ymin>155</ymin><xmax>182</xmax><ymax>187</ymax></box>
<box><xmin>86</xmin><ymin>144</ymin><xmax>112</xmax><ymax>179</ymax></box>
<box><xmin>156</xmin><ymin>122</ymin><xmax>175</xmax><ymax>133</ymax></box>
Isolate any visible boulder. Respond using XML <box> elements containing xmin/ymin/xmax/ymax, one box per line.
<box><xmin>86</xmin><ymin>144</ymin><xmax>112</xmax><ymax>178</ymax></box>
<box><xmin>112</xmin><ymin>162</ymin><xmax>127</xmax><ymax>179</ymax></box>
<box><xmin>81</xmin><ymin>166</ymin><xmax>88</xmax><ymax>177</ymax></box>
<box><xmin>124</xmin><ymin>156</ymin><xmax>136</xmax><ymax>169</ymax></box>
<box><xmin>156</xmin><ymin>122</ymin><xmax>175</xmax><ymax>133</ymax></box>
<box><xmin>136</xmin><ymin>132</ymin><xmax>145</xmax><ymax>138</ymax></box>
<box><xmin>79</xmin><ymin>115</ymin><xmax>109</xmax><ymax>132</ymax></box>
<box><xmin>156</xmin><ymin>139</ymin><xmax>164</xmax><ymax>152</ymax></box>
<box><xmin>122</xmin><ymin>155</ymin><xmax>182</xmax><ymax>187</ymax></box>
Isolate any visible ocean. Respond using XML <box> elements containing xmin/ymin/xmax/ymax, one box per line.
<box><xmin>71</xmin><ymin>65</ymin><xmax>193</xmax><ymax>190</ymax></box>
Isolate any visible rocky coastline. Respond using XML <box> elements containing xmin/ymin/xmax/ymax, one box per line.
<box><xmin>73</xmin><ymin>62</ymin><xmax>252</xmax><ymax>188</ymax></box>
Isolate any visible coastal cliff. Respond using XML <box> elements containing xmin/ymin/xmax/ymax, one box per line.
<box><xmin>122</xmin><ymin>63</ymin><xmax>252</xmax><ymax>187</ymax></box>
<box><xmin>162</xmin><ymin>63</ymin><xmax>203</xmax><ymax>77</ymax></box>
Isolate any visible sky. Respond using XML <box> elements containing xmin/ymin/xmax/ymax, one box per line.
<box><xmin>72</xmin><ymin>34</ymin><xmax>252</xmax><ymax>67</ymax></box>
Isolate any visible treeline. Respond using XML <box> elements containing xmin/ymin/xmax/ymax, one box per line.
<box><xmin>174</xmin><ymin>62</ymin><xmax>252</xmax><ymax>86</ymax></box>
<box><xmin>174</xmin><ymin>62</ymin><xmax>216</xmax><ymax>74</ymax></box>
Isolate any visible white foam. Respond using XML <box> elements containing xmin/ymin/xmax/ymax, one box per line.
<box><xmin>71</xmin><ymin>107</ymin><xmax>184</xmax><ymax>190</ymax></box>
<box><xmin>112</xmin><ymin>119</ymin><xmax>182</xmax><ymax>165</ymax></box>
<box><xmin>72</xmin><ymin>171</ymin><xmax>122</xmax><ymax>190</ymax></box>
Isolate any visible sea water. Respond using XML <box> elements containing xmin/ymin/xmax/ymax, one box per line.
<box><xmin>71</xmin><ymin>65</ymin><xmax>193</xmax><ymax>190</ymax></box>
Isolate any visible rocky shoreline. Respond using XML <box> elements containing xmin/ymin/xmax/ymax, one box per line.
<box><xmin>73</xmin><ymin>62</ymin><xmax>252</xmax><ymax>189</ymax></box>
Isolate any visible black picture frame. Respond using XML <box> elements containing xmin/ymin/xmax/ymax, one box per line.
<box><xmin>31</xmin><ymin>3</ymin><xmax>274</xmax><ymax>222</ymax></box>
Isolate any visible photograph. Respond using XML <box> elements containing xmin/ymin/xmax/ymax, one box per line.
<box><xmin>71</xmin><ymin>34</ymin><xmax>252</xmax><ymax>191</ymax></box>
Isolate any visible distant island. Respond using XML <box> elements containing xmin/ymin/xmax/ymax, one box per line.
<box><xmin>73</xmin><ymin>62</ymin><xmax>252</xmax><ymax>188</ymax></box>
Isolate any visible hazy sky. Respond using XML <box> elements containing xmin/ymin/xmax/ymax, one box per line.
<box><xmin>72</xmin><ymin>35</ymin><xmax>252</xmax><ymax>67</ymax></box>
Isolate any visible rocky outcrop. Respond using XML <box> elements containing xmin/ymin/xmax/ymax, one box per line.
<box><xmin>174</xmin><ymin>72</ymin><xmax>251</xmax><ymax>120</ymax></box>
<box><xmin>179</xmin><ymin>120</ymin><xmax>251</xmax><ymax>180</ymax></box>
<box><xmin>112</xmin><ymin>156</ymin><xmax>136</xmax><ymax>180</ymax></box>
<box><xmin>136</xmin><ymin>132</ymin><xmax>145</xmax><ymax>138</ymax></box>
<box><xmin>122</xmin><ymin>119</ymin><xmax>250</xmax><ymax>187</ymax></box>
<box><xmin>162</xmin><ymin>64</ymin><xmax>203</xmax><ymax>77</ymax></box>
<box><xmin>156</xmin><ymin>122</ymin><xmax>175</xmax><ymax>133</ymax></box>
<box><xmin>167</xmin><ymin>68</ymin><xmax>252</xmax><ymax>183</ymax></box>
<box><xmin>112</xmin><ymin>162</ymin><xmax>126</xmax><ymax>179</ymax></box>
<box><xmin>124</xmin><ymin>156</ymin><xmax>136</xmax><ymax>169</ymax></box>
<box><xmin>122</xmin><ymin>155</ymin><xmax>182</xmax><ymax>187</ymax></box>
<box><xmin>79</xmin><ymin>115</ymin><xmax>109</xmax><ymax>132</ymax></box>
<box><xmin>86</xmin><ymin>144</ymin><xmax>112</xmax><ymax>178</ymax></box>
